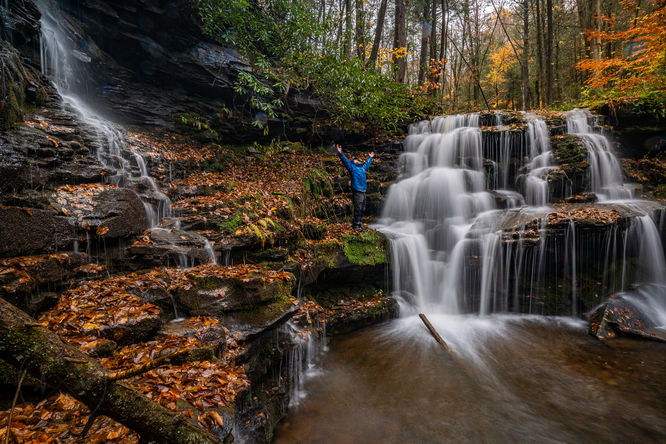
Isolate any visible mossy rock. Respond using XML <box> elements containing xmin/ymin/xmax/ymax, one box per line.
<box><xmin>551</xmin><ymin>134</ymin><xmax>587</xmax><ymax>165</ymax></box>
<box><xmin>301</xmin><ymin>220</ymin><xmax>327</xmax><ymax>240</ymax></box>
<box><xmin>313</xmin><ymin>239</ymin><xmax>346</xmax><ymax>269</ymax></box>
<box><xmin>551</xmin><ymin>134</ymin><xmax>590</xmax><ymax>197</ymax></box>
<box><xmin>231</xmin><ymin>294</ymin><xmax>295</xmax><ymax>326</ymax></box>
<box><xmin>341</xmin><ymin>230</ymin><xmax>388</xmax><ymax>266</ymax></box>
<box><xmin>177</xmin><ymin>273</ymin><xmax>295</xmax><ymax>315</ymax></box>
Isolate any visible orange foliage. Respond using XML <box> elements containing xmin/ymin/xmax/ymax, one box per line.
<box><xmin>577</xmin><ymin>0</ymin><xmax>666</xmax><ymax>92</ymax></box>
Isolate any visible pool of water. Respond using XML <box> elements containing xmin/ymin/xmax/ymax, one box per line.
<box><xmin>275</xmin><ymin>315</ymin><xmax>666</xmax><ymax>443</ymax></box>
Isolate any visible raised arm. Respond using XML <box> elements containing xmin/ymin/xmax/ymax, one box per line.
<box><xmin>336</xmin><ymin>144</ymin><xmax>352</xmax><ymax>171</ymax></box>
<box><xmin>363</xmin><ymin>152</ymin><xmax>375</xmax><ymax>171</ymax></box>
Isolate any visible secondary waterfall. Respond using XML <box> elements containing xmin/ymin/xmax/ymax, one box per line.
<box><xmin>37</xmin><ymin>0</ymin><xmax>216</xmax><ymax>264</ymax></box>
<box><xmin>566</xmin><ymin>108</ymin><xmax>634</xmax><ymax>201</ymax></box>
<box><xmin>378</xmin><ymin>111</ymin><xmax>666</xmax><ymax>326</ymax></box>
<box><xmin>37</xmin><ymin>0</ymin><xmax>176</xmax><ymax>227</ymax></box>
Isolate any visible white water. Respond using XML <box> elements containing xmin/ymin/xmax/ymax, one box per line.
<box><xmin>378</xmin><ymin>111</ymin><xmax>666</xmax><ymax>332</ymax></box>
<box><xmin>283</xmin><ymin>321</ymin><xmax>327</xmax><ymax>407</ymax></box>
<box><xmin>524</xmin><ymin>115</ymin><xmax>556</xmax><ymax>207</ymax></box>
<box><xmin>566</xmin><ymin>108</ymin><xmax>634</xmax><ymax>201</ymax></box>
<box><xmin>37</xmin><ymin>0</ymin><xmax>217</xmax><ymax>266</ymax></box>
<box><xmin>38</xmin><ymin>0</ymin><xmax>174</xmax><ymax>228</ymax></box>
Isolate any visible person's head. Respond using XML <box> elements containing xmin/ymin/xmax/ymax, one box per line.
<box><xmin>353</xmin><ymin>157</ymin><xmax>363</xmax><ymax>166</ymax></box>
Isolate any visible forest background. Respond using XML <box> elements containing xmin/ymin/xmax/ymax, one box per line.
<box><xmin>196</xmin><ymin>0</ymin><xmax>666</xmax><ymax>136</ymax></box>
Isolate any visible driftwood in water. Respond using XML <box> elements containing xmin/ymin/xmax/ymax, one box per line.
<box><xmin>418</xmin><ymin>313</ymin><xmax>467</xmax><ymax>367</ymax></box>
<box><xmin>0</xmin><ymin>297</ymin><xmax>221</xmax><ymax>444</ymax></box>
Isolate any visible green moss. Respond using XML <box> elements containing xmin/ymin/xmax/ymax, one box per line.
<box><xmin>232</xmin><ymin>294</ymin><xmax>294</xmax><ymax>326</ymax></box>
<box><xmin>301</xmin><ymin>220</ymin><xmax>327</xmax><ymax>240</ymax></box>
<box><xmin>307</xmin><ymin>285</ymin><xmax>380</xmax><ymax>307</ymax></box>
<box><xmin>219</xmin><ymin>214</ymin><xmax>241</xmax><ymax>233</ymax></box>
<box><xmin>341</xmin><ymin>231</ymin><xmax>388</xmax><ymax>266</ymax></box>
<box><xmin>1</xmin><ymin>87</ymin><xmax>23</xmax><ymax>129</ymax></box>
<box><xmin>313</xmin><ymin>239</ymin><xmax>344</xmax><ymax>268</ymax></box>
<box><xmin>552</xmin><ymin>135</ymin><xmax>586</xmax><ymax>163</ymax></box>
<box><xmin>551</xmin><ymin>134</ymin><xmax>589</xmax><ymax>177</ymax></box>
<box><xmin>303</xmin><ymin>169</ymin><xmax>334</xmax><ymax>198</ymax></box>
<box><xmin>202</xmin><ymin>153</ymin><xmax>235</xmax><ymax>172</ymax></box>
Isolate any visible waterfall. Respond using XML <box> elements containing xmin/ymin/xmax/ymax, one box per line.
<box><xmin>379</xmin><ymin>111</ymin><xmax>666</xmax><ymax>325</ymax></box>
<box><xmin>37</xmin><ymin>0</ymin><xmax>175</xmax><ymax>228</ymax></box>
<box><xmin>523</xmin><ymin>115</ymin><xmax>555</xmax><ymax>207</ymax></box>
<box><xmin>566</xmin><ymin>109</ymin><xmax>633</xmax><ymax>201</ymax></box>
<box><xmin>282</xmin><ymin>321</ymin><xmax>326</xmax><ymax>407</ymax></box>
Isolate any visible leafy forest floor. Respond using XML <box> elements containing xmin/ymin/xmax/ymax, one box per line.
<box><xmin>0</xmin><ymin>110</ymin><xmax>399</xmax><ymax>442</ymax></box>
<box><xmin>1</xmin><ymin>104</ymin><xmax>665</xmax><ymax>442</ymax></box>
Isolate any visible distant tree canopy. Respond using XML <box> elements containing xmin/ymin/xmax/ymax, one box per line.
<box><xmin>196</xmin><ymin>0</ymin><xmax>666</xmax><ymax>132</ymax></box>
<box><xmin>577</xmin><ymin>0</ymin><xmax>666</xmax><ymax>109</ymax></box>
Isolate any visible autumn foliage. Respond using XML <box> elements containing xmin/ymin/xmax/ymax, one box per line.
<box><xmin>577</xmin><ymin>0</ymin><xmax>666</xmax><ymax>94</ymax></box>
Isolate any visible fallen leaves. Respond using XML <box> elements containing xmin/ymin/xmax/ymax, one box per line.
<box><xmin>548</xmin><ymin>205</ymin><xmax>622</xmax><ymax>226</ymax></box>
<box><xmin>37</xmin><ymin>264</ymin><xmax>294</xmax><ymax>349</ymax></box>
<box><xmin>99</xmin><ymin>333</ymin><xmax>249</xmax><ymax>432</ymax></box>
<box><xmin>96</xmin><ymin>226</ymin><xmax>110</xmax><ymax>236</ymax></box>
<box><xmin>0</xmin><ymin>394</ymin><xmax>139</xmax><ymax>444</ymax></box>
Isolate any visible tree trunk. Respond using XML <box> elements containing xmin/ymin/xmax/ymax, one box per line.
<box><xmin>0</xmin><ymin>298</ymin><xmax>221</xmax><ymax>444</ymax></box>
<box><xmin>546</xmin><ymin>0</ymin><xmax>553</xmax><ymax>104</ymax></box>
<box><xmin>439</xmin><ymin>0</ymin><xmax>448</xmax><ymax>93</ymax></box>
<box><xmin>336</xmin><ymin>0</ymin><xmax>345</xmax><ymax>49</ymax></box>
<box><xmin>472</xmin><ymin>0</ymin><xmax>480</xmax><ymax>105</ymax></box>
<box><xmin>577</xmin><ymin>0</ymin><xmax>591</xmax><ymax>58</ymax></box>
<box><xmin>368</xmin><ymin>0</ymin><xmax>388</xmax><ymax>66</ymax></box>
<box><xmin>591</xmin><ymin>0</ymin><xmax>601</xmax><ymax>60</ymax></box>
<box><xmin>536</xmin><ymin>0</ymin><xmax>544</xmax><ymax>107</ymax></box>
<box><xmin>393</xmin><ymin>0</ymin><xmax>407</xmax><ymax>83</ymax></box>
<box><xmin>355</xmin><ymin>0</ymin><xmax>366</xmax><ymax>61</ymax></box>
<box><xmin>344</xmin><ymin>0</ymin><xmax>353</xmax><ymax>58</ymax></box>
<box><xmin>430</xmin><ymin>0</ymin><xmax>438</xmax><ymax>64</ymax></box>
<box><xmin>521</xmin><ymin>0</ymin><xmax>530</xmax><ymax>110</ymax></box>
<box><xmin>418</xmin><ymin>0</ymin><xmax>431</xmax><ymax>84</ymax></box>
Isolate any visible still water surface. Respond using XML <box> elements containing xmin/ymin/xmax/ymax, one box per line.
<box><xmin>275</xmin><ymin>315</ymin><xmax>666</xmax><ymax>443</ymax></box>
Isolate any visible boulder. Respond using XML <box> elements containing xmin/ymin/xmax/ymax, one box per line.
<box><xmin>125</xmin><ymin>228</ymin><xmax>215</xmax><ymax>268</ymax></box>
<box><xmin>0</xmin><ymin>207</ymin><xmax>76</xmax><ymax>257</ymax></box>
<box><xmin>0</xmin><ymin>252</ymin><xmax>88</xmax><ymax>313</ymax></box>
<box><xmin>158</xmin><ymin>317</ymin><xmax>227</xmax><ymax>355</ymax></box>
<box><xmin>589</xmin><ymin>290</ymin><xmax>666</xmax><ymax>342</ymax></box>
<box><xmin>81</xmin><ymin>188</ymin><xmax>148</xmax><ymax>238</ymax></box>
<box><xmin>176</xmin><ymin>272</ymin><xmax>295</xmax><ymax>316</ymax></box>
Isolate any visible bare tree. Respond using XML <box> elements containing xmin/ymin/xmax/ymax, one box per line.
<box><xmin>368</xmin><ymin>0</ymin><xmax>389</xmax><ymax>66</ymax></box>
<box><xmin>394</xmin><ymin>0</ymin><xmax>407</xmax><ymax>82</ymax></box>
<box><xmin>521</xmin><ymin>0</ymin><xmax>530</xmax><ymax>109</ymax></box>
<box><xmin>418</xmin><ymin>0</ymin><xmax>432</xmax><ymax>84</ymax></box>
<box><xmin>546</xmin><ymin>0</ymin><xmax>553</xmax><ymax>104</ymax></box>
<box><xmin>355</xmin><ymin>0</ymin><xmax>366</xmax><ymax>61</ymax></box>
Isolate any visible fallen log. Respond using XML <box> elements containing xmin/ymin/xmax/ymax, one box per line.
<box><xmin>0</xmin><ymin>298</ymin><xmax>221</xmax><ymax>444</ymax></box>
<box><xmin>418</xmin><ymin>313</ymin><xmax>467</xmax><ymax>368</ymax></box>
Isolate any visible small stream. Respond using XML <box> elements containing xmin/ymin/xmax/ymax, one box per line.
<box><xmin>275</xmin><ymin>315</ymin><xmax>666</xmax><ymax>443</ymax></box>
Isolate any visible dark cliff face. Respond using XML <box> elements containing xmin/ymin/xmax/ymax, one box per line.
<box><xmin>38</xmin><ymin>0</ymin><xmax>253</xmax><ymax>132</ymax></box>
<box><xmin>0</xmin><ymin>1</ymin><xmax>41</xmax><ymax>65</ymax></box>
<box><xmin>27</xmin><ymin>0</ymin><xmax>328</xmax><ymax>144</ymax></box>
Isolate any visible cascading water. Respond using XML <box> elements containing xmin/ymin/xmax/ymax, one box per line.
<box><xmin>523</xmin><ymin>115</ymin><xmax>556</xmax><ymax>207</ymax></box>
<box><xmin>566</xmin><ymin>108</ymin><xmax>634</xmax><ymax>201</ymax></box>
<box><xmin>37</xmin><ymin>0</ymin><xmax>216</xmax><ymax>265</ymax></box>
<box><xmin>378</xmin><ymin>111</ymin><xmax>666</xmax><ymax>328</ymax></box>
<box><xmin>37</xmin><ymin>0</ymin><xmax>175</xmax><ymax>229</ymax></box>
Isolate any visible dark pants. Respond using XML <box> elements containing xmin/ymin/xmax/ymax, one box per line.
<box><xmin>352</xmin><ymin>190</ymin><xmax>366</xmax><ymax>227</ymax></box>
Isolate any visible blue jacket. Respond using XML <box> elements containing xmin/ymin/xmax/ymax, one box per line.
<box><xmin>338</xmin><ymin>150</ymin><xmax>372</xmax><ymax>192</ymax></box>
